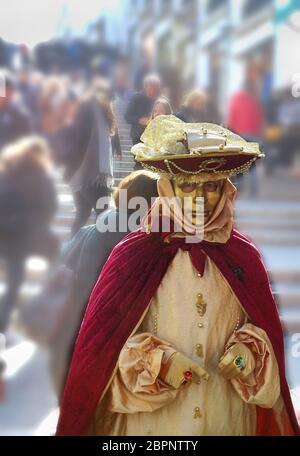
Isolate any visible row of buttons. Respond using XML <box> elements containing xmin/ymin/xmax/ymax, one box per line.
<box><xmin>195</xmin><ymin>290</ymin><xmax>206</xmax><ymax>358</ymax></box>
<box><xmin>194</xmin><ymin>283</ymin><xmax>206</xmax><ymax>418</ymax></box>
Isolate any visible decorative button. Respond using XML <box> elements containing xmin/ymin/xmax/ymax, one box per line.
<box><xmin>196</xmin><ymin>293</ymin><xmax>207</xmax><ymax>316</ymax></box>
<box><xmin>197</xmin><ymin>273</ymin><xmax>202</xmax><ymax>277</ymax></box>
<box><xmin>195</xmin><ymin>343</ymin><xmax>203</xmax><ymax>357</ymax></box>
<box><xmin>197</xmin><ymin>322</ymin><xmax>204</xmax><ymax>328</ymax></box>
<box><xmin>194</xmin><ymin>406</ymin><xmax>202</xmax><ymax>419</ymax></box>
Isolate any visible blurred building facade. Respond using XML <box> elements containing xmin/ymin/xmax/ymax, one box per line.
<box><xmin>2</xmin><ymin>1</ymin><xmax>299</xmax><ymax>114</ymax></box>
<box><xmin>86</xmin><ymin>0</ymin><xmax>300</xmax><ymax>112</ymax></box>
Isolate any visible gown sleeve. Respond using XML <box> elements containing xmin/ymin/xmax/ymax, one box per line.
<box><xmin>225</xmin><ymin>323</ymin><xmax>280</xmax><ymax>408</ymax></box>
<box><xmin>105</xmin><ymin>332</ymin><xmax>180</xmax><ymax>414</ymax></box>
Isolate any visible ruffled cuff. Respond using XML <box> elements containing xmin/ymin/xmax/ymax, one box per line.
<box><xmin>226</xmin><ymin>323</ymin><xmax>280</xmax><ymax>408</ymax></box>
<box><xmin>106</xmin><ymin>332</ymin><xmax>179</xmax><ymax>414</ymax></box>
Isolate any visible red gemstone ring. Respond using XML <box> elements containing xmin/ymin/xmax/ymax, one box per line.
<box><xmin>184</xmin><ymin>370</ymin><xmax>193</xmax><ymax>381</ymax></box>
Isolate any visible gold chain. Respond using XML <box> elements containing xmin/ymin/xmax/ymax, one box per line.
<box><xmin>141</xmin><ymin>156</ymin><xmax>257</xmax><ymax>179</ymax></box>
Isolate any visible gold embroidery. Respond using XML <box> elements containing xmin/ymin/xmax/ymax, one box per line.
<box><xmin>196</xmin><ymin>293</ymin><xmax>207</xmax><ymax>316</ymax></box>
<box><xmin>194</xmin><ymin>407</ymin><xmax>202</xmax><ymax>419</ymax></box>
<box><xmin>195</xmin><ymin>343</ymin><xmax>204</xmax><ymax>357</ymax></box>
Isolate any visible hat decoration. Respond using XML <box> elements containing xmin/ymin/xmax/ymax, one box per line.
<box><xmin>131</xmin><ymin>115</ymin><xmax>264</xmax><ymax>182</ymax></box>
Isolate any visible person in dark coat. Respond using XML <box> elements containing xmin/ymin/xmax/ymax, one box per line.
<box><xmin>124</xmin><ymin>75</ymin><xmax>161</xmax><ymax>169</ymax></box>
<box><xmin>0</xmin><ymin>71</ymin><xmax>31</xmax><ymax>151</ymax></box>
<box><xmin>62</xmin><ymin>79</ymin><xmax>119</xmax><ymax>237</ymax></box>
<box><xmin>47</xmin><ymin>170</ymin><xmax>159</xmax><ymax>399</ymax></box>
<box><xmin>0</xmin><ymin>136</ymin><xmax>58</xmax><ymax>333</ymax></box>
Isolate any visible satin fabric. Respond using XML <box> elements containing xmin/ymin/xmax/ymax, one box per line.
<box><xmin>94</xmin><ymin>253</ymin><xmax>280</xmax><ymax>436</ymax></box>
<box><xmin>226</xmin><ymin>324</ymin><xmax>280</xmax><ymax>407</ymax></box>
<box><xmin>56</xmin><ymin>228</ymin><xmax>299</xmax><ymax>435</ymax></box>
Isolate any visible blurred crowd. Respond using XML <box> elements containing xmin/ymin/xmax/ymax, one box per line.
<box><xmin>0</xmin><ymin>42</ymin><xmax>300</xmax><ymax>405</ymax></box>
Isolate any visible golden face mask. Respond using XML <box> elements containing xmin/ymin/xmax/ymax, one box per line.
<box><xmin>173</xmin><ymin>179</ymin><xmax>224</xmax><ymax>225</ymax></box>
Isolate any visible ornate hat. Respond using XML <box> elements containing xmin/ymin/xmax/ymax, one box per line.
<box><xmin>131</xmin><ymin>115</ymin><xmax>264</xmax><ymax>182</ymax></box>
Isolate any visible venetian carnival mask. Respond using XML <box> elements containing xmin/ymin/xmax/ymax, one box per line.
<box><xmin>131</xmin><ymin>116</ymin><xmax>263</xmax><ymax>229</ymax></box>
<box><xmin>173</xmin><ymin>179</ymin><xmax>224</xmax><ymax>225</ymax></box>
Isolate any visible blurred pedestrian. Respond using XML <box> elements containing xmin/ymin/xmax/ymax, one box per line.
<box><xmin>16</xmin><ymin>67</ymin><xmax>40</xmax><ymax>131</ymax></box>
<box><xmin>69</xmin><ymin>69</ymin><xmax>87</xmax><ymax>99</ymax></box>
<box><xmin>151</xmin><ymin>97</ymin><xmax>173</xmax><ymax>119</ymax></box>
<box><xmin>125</xmin><ymin>74</ymin><xmax>161</xmax><ymax>145</ymax></box>
<box><xmin>114</xmin><ymin>56</ymin><xmax>130</xmax><ymax>101</ymax></box>
<box><xmin>38</xmin><ymin>76</ymin><xmax>79</xmax><ymax>167</ymax></box>
<box><xmin>39</xmin><ymin>76</ymin><xmax>75</xmax><ymax>135</ymax></box>
<box><xmin>46</xmin><ymin>170</ymin><xmax>158</xmax><ymax>399</ymax></box>
<box><xmin>227</xmin><ymin>64</ymin><xmax>264</xmax><ymax>196</ymax></box>
<box><xmin>134</xmin><ymin>59</ymin><xmax>152</xmax><ymax>92</ymax></box>
<box><xmin>125</xmin><ymin>74</ymin><xmax>161</xmax><ymax>170</ymax></box>
<box><xmin>0</xmin><ymin>71</ymin><xmax>31</xmax><ymax>151</ymax></box>
<box><xmin>0</xmin><ymin>136</ymin><xmax>58</xmax><ymax>333</ymax></box>
<box><xmin>63</xmin><ymin>78</ymin><xmax>117</xmax><ymax>237</ymax></box>
<box><xmin>264</xmin><ymin>91</ymin><xmax>284</xmax><ymax>175</ymax></box>
<box><xmin>176</xmin><ymin>89</ymin><xmax>220</xmax><ymax>124</ymax></box>
<box><xmin>265</xmin><ymin>88</ymin><xmax>300</xmax><ymax>176</ymax></box>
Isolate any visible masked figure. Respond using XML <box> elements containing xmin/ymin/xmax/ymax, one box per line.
<box><xmin>56</xmin><ymin>115</ymin><xmax>299</xmax><ymax>436</ymax></box>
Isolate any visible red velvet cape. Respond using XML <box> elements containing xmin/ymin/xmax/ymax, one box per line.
<box><xmin>56</xmin><ymin>228</ymin><xmax>299</xmax><ymax>435</ymax></box>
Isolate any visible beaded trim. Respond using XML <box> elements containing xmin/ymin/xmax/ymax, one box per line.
<box><xmin>165</xmin><ymin>158</ymin><xmax>227</xmax><ymax>174</ymax></box>
<box><xmin>153</xmin><ymin>313</ymin><xmax>158</xmax><ymax>336</ymax></box>
<box><xmin>234</xmin><ymin>316</ymin><xmax>241</xmax><ymax>333</ymax></box>
<box><xmin>141</xmin><ymin>156</ymin><xmax>258</xmax><ymax>180</ymax></box>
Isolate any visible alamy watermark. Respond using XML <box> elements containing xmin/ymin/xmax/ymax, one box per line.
<box><xmin>95</xmin><ymin>190</ymin><xmax>206</xmax><ymax>243</ymax></box>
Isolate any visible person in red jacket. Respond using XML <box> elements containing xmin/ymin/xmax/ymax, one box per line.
<box><xmin>227</xmin><ymin>89</ymin><xmax>264</xmax><ymax>137</ymax></box>
<box><xmin>227</xmin><ymin>64</ymin><xmax>264</xmax><ymax>196</ymax></box>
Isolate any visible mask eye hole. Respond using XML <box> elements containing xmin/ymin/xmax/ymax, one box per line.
<box><xmin>203</xmin><ymin>181</ymin><xmax>218</xmax><ymax>192</ymax></box>
<box><xmin>178</xmin><ymin>183</ymin><xmax>197</xmax><ymax>193</ymax></box>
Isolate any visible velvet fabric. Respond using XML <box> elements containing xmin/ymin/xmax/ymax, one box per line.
<box><xmin>56</xmin><ymin>228</ymin><xmax>299</xmax><ymax>436</ymax></box>
<box><xmin>141</xmin><ymin>152</ymin><xmax>258</xmax><ymax>175</ymax></box>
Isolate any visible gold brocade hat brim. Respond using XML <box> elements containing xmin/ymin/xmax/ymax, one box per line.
<box><xmin>132</xmin><ymin>115</ymin><xmax>264</xmax><ymax>180</ymax></box>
